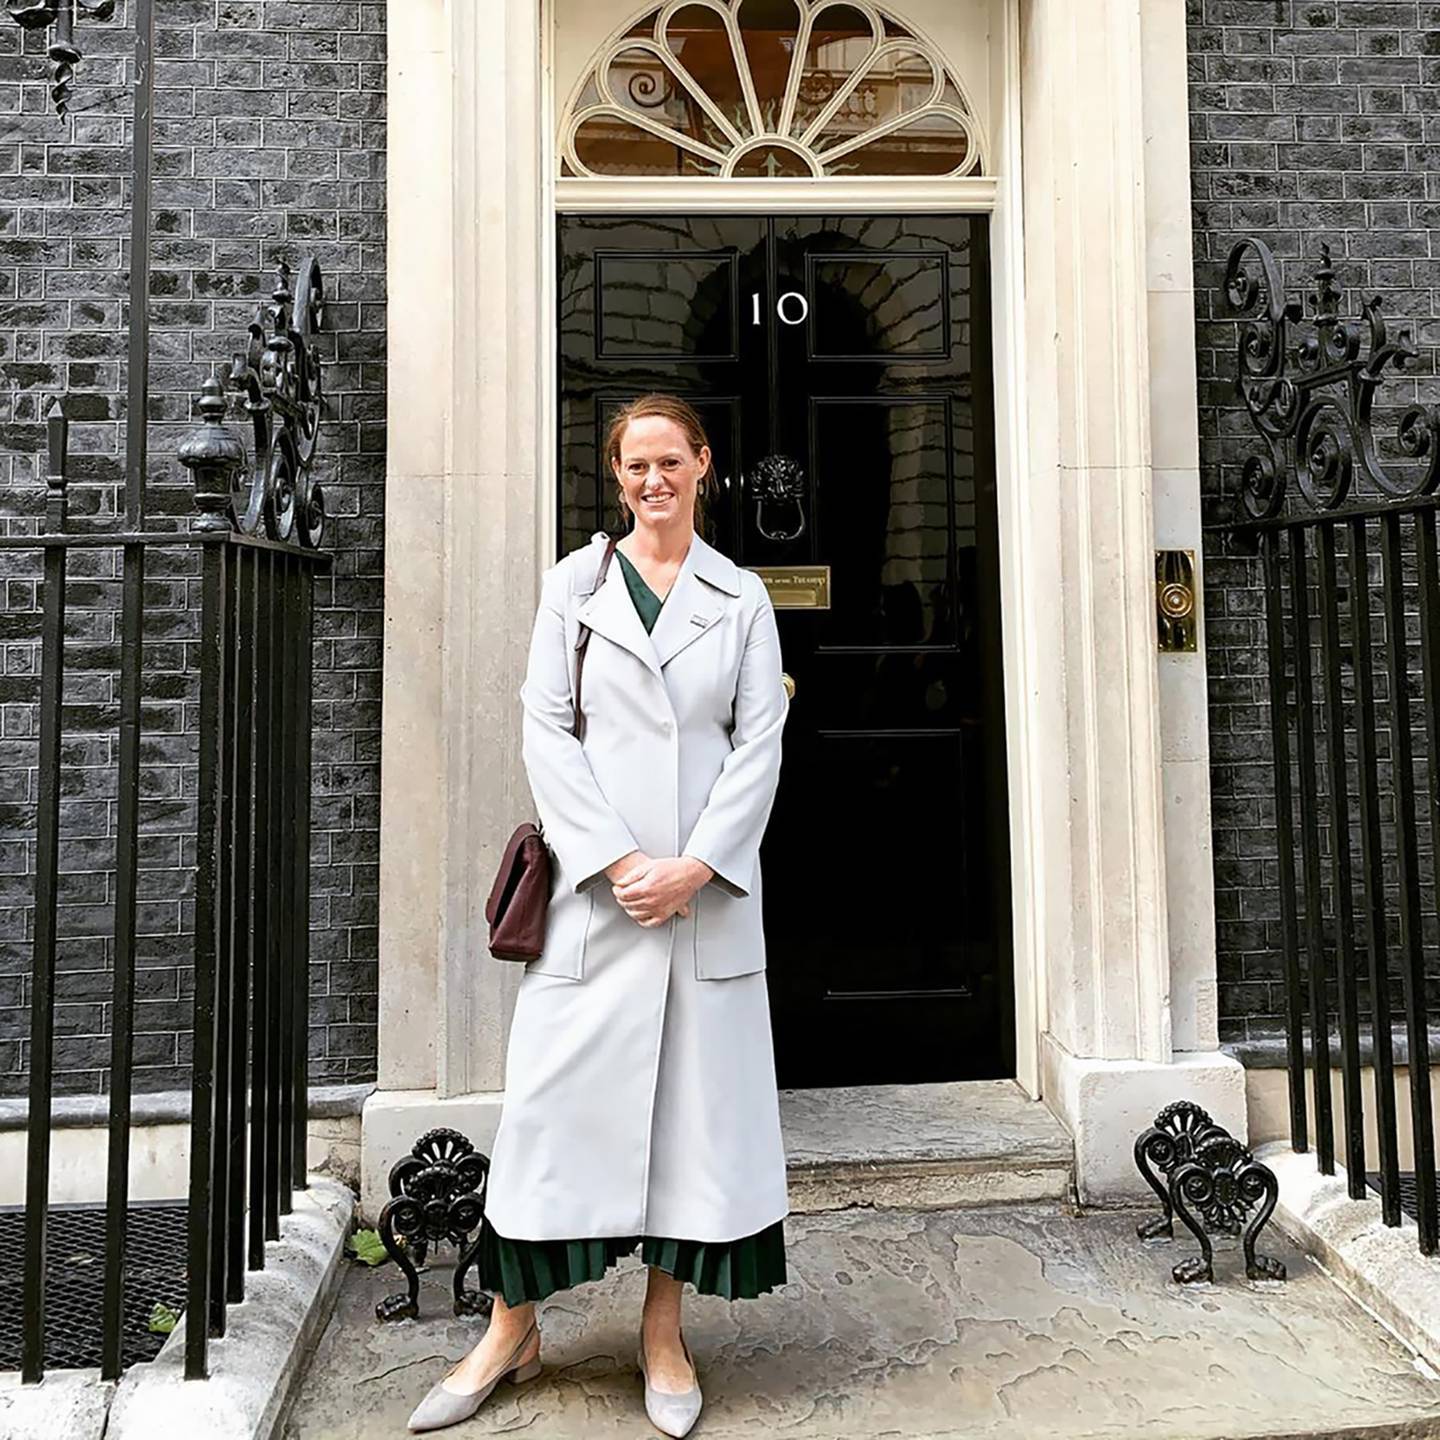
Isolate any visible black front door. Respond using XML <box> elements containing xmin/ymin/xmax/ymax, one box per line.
<box><xmin>557</xmin><ymin>213</ymin><xmax>1014</xmax><ymax>1086</ymax></box>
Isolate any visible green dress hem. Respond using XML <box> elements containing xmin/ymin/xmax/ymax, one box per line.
<box><xmin>473</xmin><ymin>1212</ymin><xmax>789</xmax><ymax>1305</ymax></box>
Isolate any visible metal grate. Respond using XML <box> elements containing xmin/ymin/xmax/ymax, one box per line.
<box><xmin>0</xmin><ymin>1202</ymin><xmax>188</xmax><ymax>1371</ymax></box>
<box><xmin>1366</xmin><ymin>1172</ymin><xmax>1440</xmax><ymax>1228</ymax></box>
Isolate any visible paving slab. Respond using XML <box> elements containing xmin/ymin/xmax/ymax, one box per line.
<box><xmin>284</xmin><ymin>1203</ymin><xmax>1440</xmax><ymax>1440</ymax></box>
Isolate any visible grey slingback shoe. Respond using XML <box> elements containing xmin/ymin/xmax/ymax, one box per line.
<box><xmin>406</xmin><ymin>1319</ymin><xmax>542</xmax><ymax>1433</ymax></box>
<box><xmin>637</xmin><ymin>1327</ymin><xmax>703</xmax><ymax>1438</ymax></box>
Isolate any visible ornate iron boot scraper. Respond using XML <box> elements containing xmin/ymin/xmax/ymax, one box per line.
<box><xmin>375</xmin><ymin>1128</ymin><xmax>493</xmax><ymax>1322</ymax></box>
<box><xmin>1134</xmin><ymin>1101</ymin><xmax>1286</xmax><ymax>1284</ymax></box>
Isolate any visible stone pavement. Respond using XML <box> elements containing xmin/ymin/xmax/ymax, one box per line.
<box><xmin>283</xmin><ymin>1202</ymin><xmax>1440</xmax><ymax>1440</ymax></box>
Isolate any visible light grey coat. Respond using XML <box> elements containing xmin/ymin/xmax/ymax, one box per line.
<box><xmin>483</xmin><ymin>530</ymin><xmax>791</xmax><ymax>1242</ymax></box>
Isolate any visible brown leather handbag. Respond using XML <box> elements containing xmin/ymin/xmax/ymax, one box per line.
<box><xmin>485</xmin><ymin>536</ymin><xmax>619</xmax><ymax>961</ymax></box>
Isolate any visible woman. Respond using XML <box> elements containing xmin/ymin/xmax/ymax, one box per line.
<box><xmin>407</xmin><ymin>394</ymin><xmax>791</xmax><ymax>1437</ymax></box>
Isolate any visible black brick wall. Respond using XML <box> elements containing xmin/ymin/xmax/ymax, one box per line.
<box><xmin>7</xmin><ymin>0</ymin><xmax>1426</xmax><ymax>1083</ymax></box>
<box><xmin>0</xmin><ymin>0</ymin><xmax>385</xmax><ymax>1095</ymax></box>
<box><xmin>1188</xmin><ymin>0</ymin><xmax>1440</xmax><ymax>1040</ymax></box>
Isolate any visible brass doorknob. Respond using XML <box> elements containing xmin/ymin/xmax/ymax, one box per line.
<box><xmin>781</xmin><ymin>672</ymin><xmax>795</xmax><ymax>701</ymax></box>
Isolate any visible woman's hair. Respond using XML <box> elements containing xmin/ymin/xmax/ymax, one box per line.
<box><xmin>604</xmin><ymin>393</ymin><xmax>714</xmax><ymax>534</ymax></box>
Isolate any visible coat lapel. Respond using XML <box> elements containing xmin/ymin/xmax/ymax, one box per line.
<box><xmin>651</xmin><ymin>530</ymin><xmax>742</xmax><ymax>669</ymax></box>
<box><xmin>574</xmin><ymin>534</ymin><xmax>662</xmax><ymax>678</ymax></box>
<box><xmin>574</xmin><ymin>530</ymin><xmax>743</xmax><ymax>677</ymax></box>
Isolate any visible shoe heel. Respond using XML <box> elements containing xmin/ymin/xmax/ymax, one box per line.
<box><xmin>509</xmin><ymin>1357</ymin><xmax>542</xmax><ymax>1385</ymax></box>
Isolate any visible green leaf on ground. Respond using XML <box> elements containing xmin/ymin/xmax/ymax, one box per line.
<box><xmin>347</xmin><ymin>1228</ymin><xmax>390</xmax><ymax>1266</ymax></box>
<box><xmin>148</xmin><ymin>1302</ymin><xmax>181</xmax><ymax>1335</ymax></box>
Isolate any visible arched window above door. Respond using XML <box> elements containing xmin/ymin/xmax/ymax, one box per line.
<box><xmin>559</xmin><ymin>0</ymin><xmax>985</xmax><ymax>180</ymax></box>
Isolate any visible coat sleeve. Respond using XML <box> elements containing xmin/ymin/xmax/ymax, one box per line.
<box><xmin>680</xmin><ymin>572</ymin><xmax>788</xmax><ymax>898</ymax></box>
<box><xmin>520</xmin><ymin>563</ymin><xmax>641</xmax><ymax>895</ymax></box>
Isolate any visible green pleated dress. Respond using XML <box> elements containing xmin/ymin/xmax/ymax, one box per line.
<box><xmin>473</xmin><ymin>544</ymin><xmax>788</xmax><ymax>1307</ymax></box>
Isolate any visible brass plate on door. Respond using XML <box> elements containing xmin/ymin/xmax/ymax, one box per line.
<box><xmin>749</xmin><ymin>564</ymin><xmax>831</xmax><ymax>609</ymax></box>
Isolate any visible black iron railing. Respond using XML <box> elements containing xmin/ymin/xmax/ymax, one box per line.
<box><xmin>5</xmin><ymin>256</ymin><xmax>331</xmax><ymax>1383</ymax></box>
<box><xmin>1217</xmin><ymin>235</ymin><xmax>1439</xmax><ymax>1256</ymax></box>
<box><xmin>4</xmin><ymin>0</ymin><xmax>335</xmax><ymax>1381</ymax></box>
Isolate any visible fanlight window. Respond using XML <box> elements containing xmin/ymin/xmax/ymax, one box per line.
<box><xmin>560</xmin><ymin>0</ymin><xmax>984</xmax><ymax>179</ymax></box>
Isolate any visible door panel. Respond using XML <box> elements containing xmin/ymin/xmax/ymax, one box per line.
<box><xmin>808</xmin><ymin>397</ymin><xmax>956</xmax><ymax>646</ymax></box>
<box><xmin>557</xmin><ymin>212</ymin><xmax>1013</xmax><ymax>1086</ymax></box>
<box><xmin>807</xmin><ymin>253</ymin><xmax>950</xmax><ymax>359</ymax></box>
<box><xmin>595</xmin><ymin>250</ymin><xmax>740</xmax><ymax>359</ymax></box>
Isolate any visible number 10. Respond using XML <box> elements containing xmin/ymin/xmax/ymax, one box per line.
<box><xmin>751</xmin><ymin>291</ymin><xmax>809</xmax><ymax>326</ymax></box>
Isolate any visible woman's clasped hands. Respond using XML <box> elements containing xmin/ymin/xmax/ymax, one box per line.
<box><xmin>606</xmin><ymin>851</ymin><xmax>714</xmax><ymax>926</ymax></box>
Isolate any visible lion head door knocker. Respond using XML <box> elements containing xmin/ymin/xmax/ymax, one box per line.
<box><xmin>748</xmin><ymin>454</ymin><xmax>808</xmax><ymax>542</ymax></box>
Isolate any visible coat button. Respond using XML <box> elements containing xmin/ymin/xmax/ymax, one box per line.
<box><xmin>660</xmin><ymin>717</ymin><xmax>673</xmax><ymax>732</ymax></box>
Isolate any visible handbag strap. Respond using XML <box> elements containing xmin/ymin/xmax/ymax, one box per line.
<box><xmin>572</xmin><ymin>535</ymin><xmax>619</xmax><ymax>742</ymax></box>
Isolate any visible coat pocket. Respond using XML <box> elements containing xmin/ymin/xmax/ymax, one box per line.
<box><xmin>692</xmin><ymin>884</ymin><xmax>766</xmax><ymax>981</ymax></box>
<box><xmin>526</xmin><ymin>887</ymin><xmax>593</xmax><ymax>981</ymax></box>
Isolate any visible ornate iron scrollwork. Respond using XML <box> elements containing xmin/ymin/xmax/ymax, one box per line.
<box><xmin>1134</xmin><ymin>1102</ymin><xmax>1286</xmax><ymax>1285</ymax></box>
<box><xmin>5</xmin><ymin>0</ymin><xmax>115</xmax><ymax>116</ymax></box>
<box><xmin>627</xmin><ymin>69</ymin><xmax>670</xmax><ymax>108</ymax></box>
<box><xmin>1170</xmin><ymin>1135</ymin><xmax>1286</xmax><ymax>1285</ymax></box>
<box><xmin>748</xmin><ymin>453</ymin><xmax>808</xmax><ymax>542</ymax></box>
<box><xmin>1225</xmin><ymin>236</ymin><xmax>1440</xmax><ymax>521</ymax></box>
<box><xmin>1133</xmin><ymin>1100</ymin><xmax>1227</xmax><ymax>1241</ymax></box>
<box><xmin>375</xmin><ymin>1128</ymin><xmax>493</xmax><ymax>1324</ymax></box>
<box><xmin>225</xmin><ymin>258</ymin><xmax>327</xmax><ymax>547</ymax></box>
<box><xmin>180</xmin><ymin>257</ymin><xmax>327</xmax><ymax>546</ymax></box>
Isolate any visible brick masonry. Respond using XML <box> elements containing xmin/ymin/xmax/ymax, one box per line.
<box><xmin>0</xmin><ymin>0</ymin><xmax>385</xmax><ymax>1095</ymax></box>
<box><xmin>1187</xmin><ymin>0</ymin><xmax>1440</xmax><ymax>1040</ymax></box>
<box><xmin>4</xmin><ymin>0</ymin><xmax>1435</xmax><ymax>1092</ymax></box>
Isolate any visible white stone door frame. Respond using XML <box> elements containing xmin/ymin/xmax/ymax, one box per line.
<box><xmin>537</xmin><ymin>0</ymin><xmax>1047</xmax><ymax>1099</ymax></box>
<box><xmin>371</xmin><ymin>0</ymin><xmax>1243</xmax><ymax>1220</ymax></box>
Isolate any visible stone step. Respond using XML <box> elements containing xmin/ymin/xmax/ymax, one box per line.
<box><xmin>780</xmin><ymin>1078</ymin><xmax>1075</xmax><ymax>1213</ymax></box>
